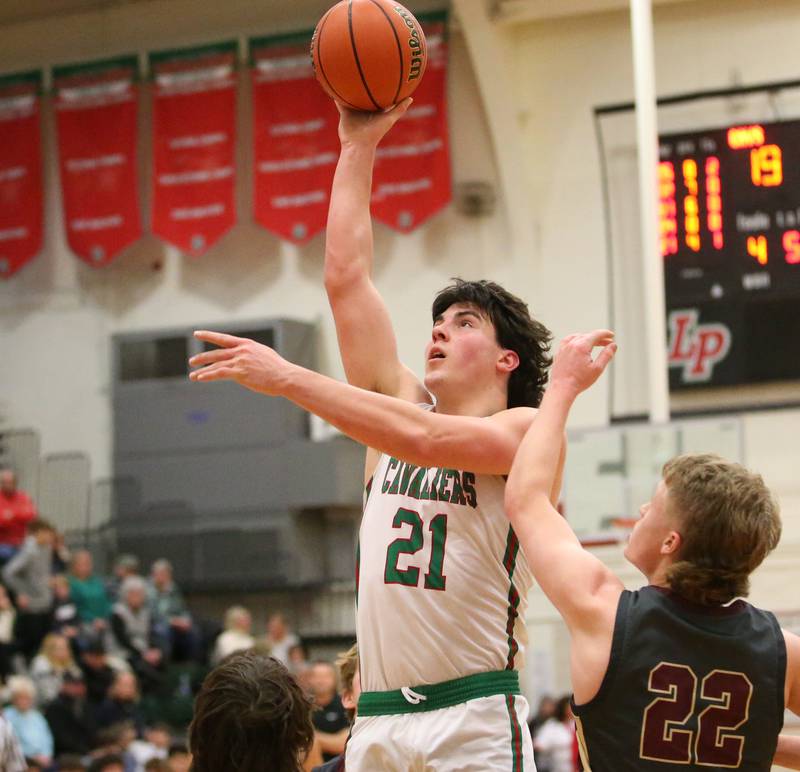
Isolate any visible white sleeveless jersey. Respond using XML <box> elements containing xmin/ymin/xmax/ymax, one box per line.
<box><xmin>356</xmin><ymin>448</ymin><xmax>533</xmax><ymax>692</ymax></box>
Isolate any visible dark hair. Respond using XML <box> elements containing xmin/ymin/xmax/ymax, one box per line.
<box><xmin>555</xmin><ymin>695</ymin><xmax>572</xmax><ymax>722</ymax></box>
<box><xmin>87</xmin><ymin>755</ymin><xmax>124</xmax><ymax>772</ymax></box>
<box><xmin>189</xmin><ymin>651</ymin><xmax>314</xmax><ymax>772</ymax></box>
<box><xmin>663</xmin><ymin>453</ymin><xmax>781</xmax><ymax>605</ymax></box>
<box><xmin>55</xmin><ymin>755</ymin><xmax>86</xmax><ymax>772</ymax></box>
<box><xmin>168</xmin><ymin>742</ymin><xmax>189</xmax><ymax>757</ymax></box>
<box><xmin>28</xmin><ymin>518</ymin><xmax>55</xmax><ymax>534</ymax></box>
<box><xmin>431</xmin><ymin>279</ymin><xmax>552</xmax><ymax>408</ymax></box>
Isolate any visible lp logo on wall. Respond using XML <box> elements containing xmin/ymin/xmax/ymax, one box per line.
<box><xmin>667</xmin><ymin>309</ymin><xmax>732</xmax><ymax>384</ymax></box>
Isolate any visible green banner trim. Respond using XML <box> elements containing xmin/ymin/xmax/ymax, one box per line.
<box><xmin>0</xmin><ymin>70</ymin><xmax>42</xmax><ymax>91</ymax></box>
<box><xmin>53</xmin><ymin>55</ymin><xmax>139</xmax><ymax>82</ymax></box>
<box><xmin>248</xmin><ymin>29</ymin><xmax>314</xmax><ymax>65</ymax></box>
<box><xmin>149</xmin><ymin>40</ymin><xmax>239</xmax><ymax>69</ymax></box>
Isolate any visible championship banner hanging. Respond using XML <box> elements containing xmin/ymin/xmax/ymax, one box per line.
<box><xmin>0</xmin><ymin>71</ymin><xmax>43</xmax><ymax>279</ymax></box>
<box><xmin>150</xmin><ymin>43</ymin><xmax>238</xmax><ymax>256</ymax></box>
<box><xmin>250</xmin><ymin>33</ymin><xmax>339</xmax><ymax>244</ymax></box>
<box><xmin>54</xmin><ymin>57</ymin><xmax>142</xmax><ymax>266</ymax></box>
<box><xmin>371</xmin><ymin>12</ymin><xmax>451</xmax><ymax>232</ymax></box>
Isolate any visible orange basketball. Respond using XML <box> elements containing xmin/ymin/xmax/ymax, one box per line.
<box><xmin>311</xmin><ymin>0</ymin><xmax>427</xmax><ymax>112</ymax></box>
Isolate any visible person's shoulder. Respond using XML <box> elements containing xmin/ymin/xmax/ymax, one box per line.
<box><xmin>29</xmin><ymin>654</ymin><xmax>49</xmax><ymax>671</ymax></box>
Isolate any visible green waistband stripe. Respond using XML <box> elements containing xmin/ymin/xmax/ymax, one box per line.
<box><xmin>358</xmin><ymin>670</ymin><xmax>520</xmax><ymax>716</ymax></box>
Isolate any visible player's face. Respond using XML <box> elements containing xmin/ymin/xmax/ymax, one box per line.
<box><xmin>423</xmin><ymin>303</ymin><xmax>507</xmax><ymax>395</ymax></box>
<box><xmin>624</xmin><ymin>480</ymin><xmax>677</xmax><ymax>577</ymax></box>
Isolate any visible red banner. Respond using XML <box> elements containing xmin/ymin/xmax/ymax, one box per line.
<box><xmin>371</xmin><ymin>13</ymin><xmax>451</xmax><ymax>232</ymax></box>
<box><xmin>54</xmin><ymin>58</ymin><xmax>141</xmax><ymax>266</ymax></box>
<box><xmin>0</xmin><ymin>72</ymin><xmax>43</xmax><ymax>279</ymax></box>
<box><xmin>151</xmin><ymin>44</ymin><xmax>237</xmax><ymax>256</ymax></box>
<box><xmin>250</xmin><ymin>33</ymin><xmax>339</xmax><ymax>244</ymax></box>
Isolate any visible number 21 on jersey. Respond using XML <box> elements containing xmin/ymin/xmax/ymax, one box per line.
<box><xmin>640</xmin><ymin>661</ymin><xmax>753</xmax><ymax>767</ymax></box>
<box><xmin>384</xmin><ymin>507</ymin><xmax>448</xmax><ymax>591</ymax></box>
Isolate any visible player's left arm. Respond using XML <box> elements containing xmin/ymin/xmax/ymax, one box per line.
<box><xmin>189</xmin><ymin>331</ymin><xmax>548</xmax><ymax>476</ymax></box>
<box><xmin>505</xmin><ymin>332</ymin><xmax>623</xmax><ymax>635</ymax></box>
<box><xmin>776</xmin><ymin>630</ymin><xmax>800</xmax><ymax>770</ymax></box>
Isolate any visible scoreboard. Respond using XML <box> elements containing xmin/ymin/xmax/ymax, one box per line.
<box><xmin>658</xmin><ymin>118</ymin><xmax>800</xmax><ymax>389</ymax></box>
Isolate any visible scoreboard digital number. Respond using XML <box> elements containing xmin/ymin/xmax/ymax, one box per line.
<box><xmin>658</xmin><ymin>118</ymin><xmax>800</xmax><ymax>390</ymax></box>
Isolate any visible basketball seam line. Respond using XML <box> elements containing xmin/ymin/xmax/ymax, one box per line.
<box><xmin>348</xmin><ymin>0</ymin><xmax>382</xmax><ymax>111</ymax></box>
<box><xmin>368</xmin><ymin>0</ymin><xmax>404</xmax><ymax>106</ymax></box>
<box><xmin>316</xmin><ymin>8</ymin><xmax>362</xmax><ymax>111</ymax></box>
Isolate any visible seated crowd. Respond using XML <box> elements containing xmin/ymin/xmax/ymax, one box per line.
<box><xmin>0</xmin><ymin>470</ymin><xmax>350</xmax><ymax>772</ymax></box>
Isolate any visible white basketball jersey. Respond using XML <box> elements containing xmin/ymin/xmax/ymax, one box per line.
<box><xmin>356</xmin><ymin>446</ymin><xmax>533</xmax><ymax>692</ymax></box>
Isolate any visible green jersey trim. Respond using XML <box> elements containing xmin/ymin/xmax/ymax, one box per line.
<box><xmin>358</xmin><ymin>669</ymin><xmax>520</xmax><ymax>716</ymax></box>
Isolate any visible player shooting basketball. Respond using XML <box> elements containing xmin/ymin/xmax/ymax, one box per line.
<box><xmin>190</xmin><ymin>98</ymin><xmax>560</xmax><ymax>769</ymax></box>
<box><xmin>505</xmin><ymin>330</ymin><xmax>800</xmax><ymax>771</ymax></box>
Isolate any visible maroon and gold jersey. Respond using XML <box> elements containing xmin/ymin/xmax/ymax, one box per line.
<box><xmin>573</xmin><ymin>586</ymin><xmax>786</xmax><ymax>771</ymax></box>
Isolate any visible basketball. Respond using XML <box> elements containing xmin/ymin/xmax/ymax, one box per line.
<box><xmin>311</xmin><ymin>0</ymin><xmax>427</xmax><ymax>112</ymax></box>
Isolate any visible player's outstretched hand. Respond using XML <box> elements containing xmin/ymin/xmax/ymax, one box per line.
<box><xmin>189</xmin><ymin>331</ymin><xmax>294</xmax><ymax>396</ymax></box>
<box><xmin>336</xmin><ymin>97</ymin><xmax>412</xmax><ymax>149</ymax></box>
<box><xmin>549</xmin><ymin>330</ymin><xmax>617</xmax><ymax>398</ymax></box>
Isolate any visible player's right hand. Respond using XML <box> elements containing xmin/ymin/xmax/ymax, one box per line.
<box><xmin>336</xmin><ymin>97</ymin><xmax>412</xmax><ymax>149</ymax></box>
<box><xmin>549</xmin><ymin>330</ymin><xmax>617</xmax><ymax>397</ymax></box>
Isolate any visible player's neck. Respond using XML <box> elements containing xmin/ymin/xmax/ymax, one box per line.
<box><xmin>647</xmin><ymin>560</ymin><xmax>673</xmax><ymax>590</ymax></box>
<box><xmin>432</xmin><ymin>384</ymin><xmax>508</xmax><ymax>417</ymax></box>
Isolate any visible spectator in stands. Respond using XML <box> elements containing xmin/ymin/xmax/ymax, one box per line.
<box><xmin>30</xmin><ymin>632</ymin><xmax>82</xmax><ymax>706</ymax></box>
<box><xmin>312</xmin><ymin>644</ymin><xmax>360</xmax><ymax>772</ymax></box>
<box><xmin>95</xmin><ymin>671</ymin><xmax>145</xmax><ymax>737</ymax></box>
<box><xmin>166</xmin><ymin>742</ymin><xmax>191</xmax><ymax>772</ymax></box>
<box><xmin>110</xmin><ymin>576</ymin><xmax>165</xmax><ymax>691</ymax></box>
<box><xmin>0</xmin><ymin>583</ymin><xmax>18</xmax><ymax>680</ymax></box>
<box><xmin>129</xmin><ymin>723</ymin><xmax>172</xmax><ymax>769</ymax></box>
<box><xmin>88</xmin><ymin>723</ymin><xmax>137</xmax><ymax>771</ymax></box>
<box><xmin>3</xmin><ymin>676</ymin><xmax>53</xmax><ymax>768</ymax></box>
<box><xmin>87</xmin><ymin>753</ymin><xmax>125</xmax><ymax>772</ymax></box>
<box><xmin>44</xmin><ymin>671</ymin><xmax>97</xmax><ymax>757</ymax></box>
<box><xmin>147</xmin><ymin>560</ymin><xmax>194</xmax><ymax>663</ymax></box>
<box><xmin>0</xmin><ymin>711</ymin><xmax>27</xmax><ymax>772</ymax></box>
<box><xmin>106</xmin><ymin>555</ymin><xmax>140</xmax><ymax>603</ymax></box>
<box><xmin>211</xmin><ymin>605</ymin><xmax>254</xmax><ymax>664</ymax></box>
<box><xmin>308</xmin><ymin>661</ymin><xmax>350</xmax><ymax>763</ymax></box>
<box><xmin>51</xmin><ymin>531</ymin><xmax>71</xmax><ymax>575</ymax></box>
<box><xmin>533</xmin><ymin>695</ymin><xmax>577</xmax><ymax>772</ymax></box>
<box><xmin>68</xmin><ymin>550</ymin><xmax>112</xmax><ymax>634</ymax></box>
<box><xmin>529</xmin><ymin>695</ymin><xmax>558</xmax><ymax>772</ymax></box>
<box><xmin>79</xmin><ymin>638</ymin><xmax>119</xmax><ymax>708</ymax></box>
<box><xmin>287</xmin><ymin>642</ymin><xmax>311</xmax><ymax>691</ymax></box>
<box><xmin>2</xmin><ymin>519</ymin><xmax>55</xmax><ymax>660</ymax></box>
<box><xmin>0</xmin><ymin>469</ymin><xmax>37</xmax><ymax>564</ymax></box>
<box><xmin>149</xmin><ymin>559</ymin><xmax>198</xmax><ymax>662</ymax></box>
<box><xmin>263</xmin><ymin>613</ymin><xmax>299</xmax><ymax>667</ymax></box>
<box><xmin>189</xmin><ymin>650</ymin><xmax>314</xmax><ymax>771</ymax></box>
<box><xmin>144</xmin><ymin>760</ymin><xmax>170</xmax><ymax>772</ymax></box>
<box><xmin>54</xmin><ymin>755</ymin><xmax>86</xmax><ymax>771</ymax></box>
<box><xmin>51</xmin><ymin>574</ymin><xmax>80</xmax><ymax>640</ymax></box>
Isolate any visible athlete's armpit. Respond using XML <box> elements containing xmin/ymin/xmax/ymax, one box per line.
<box><xmin>784</xmin><ymin>630</ymin><xmax>800</xmax><ymax>718</ymax></box>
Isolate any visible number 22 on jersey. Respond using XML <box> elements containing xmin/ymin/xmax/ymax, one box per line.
<box><xmin>640</xmin><ymin>661</ymin><xmax>753</xmax><ymax>767</ymax></box>
<box><xmin>384</xmin><ymin>507</ymin><xmax>448</xmax><ymax>591</ymax></box>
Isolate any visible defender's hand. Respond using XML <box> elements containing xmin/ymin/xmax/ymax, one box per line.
<box><xmin>336</xmin><ymin>98</ymin><xmax>412</xmax><ymax>149</ymax></box>
<box><xmin>190</xmin><ymin>331</ymin><xmax>295</xmax><ymax>396</ymax></box>
<box><xmin>549</xmin><ymin>330</ymin><xmax>617</xmax><ymax>398</ymax></box>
